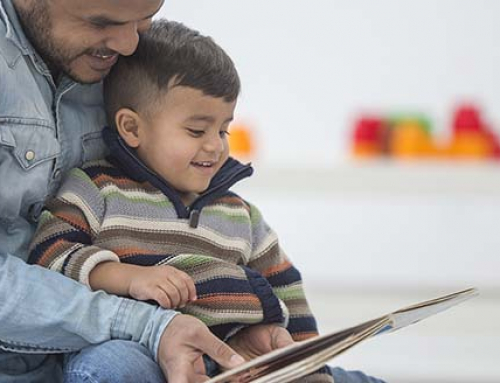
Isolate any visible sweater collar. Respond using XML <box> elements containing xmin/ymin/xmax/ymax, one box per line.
<box><xmin>102</xmin><ymin>126</ymin><xmax>253</xmax><ymax>224</ymax></box>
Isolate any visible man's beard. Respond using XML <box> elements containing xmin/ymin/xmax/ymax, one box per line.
<box><xmin>15</xmin><ymin>1</ymin><xmax>95</xmax><ymax>84</ymax></box>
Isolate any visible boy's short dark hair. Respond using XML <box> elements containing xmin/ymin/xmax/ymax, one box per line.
<box><xmin>103</xmin><ymin>19</ymin><xmax>240</xmax><ymax>125</ymax></box>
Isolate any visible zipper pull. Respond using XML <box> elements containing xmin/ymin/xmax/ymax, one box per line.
<box><xmin>189</xmin><ymin>209</ymin><xmax>200</xmax><ymax>228</ymax></box>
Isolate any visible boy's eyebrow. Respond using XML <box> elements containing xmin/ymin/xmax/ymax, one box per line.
<box><xmin>185</xmin><ymin>115</ymin><xmax>234</xmax><ymax>124</ymax></box>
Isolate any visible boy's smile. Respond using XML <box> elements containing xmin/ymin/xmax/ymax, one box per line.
<box><xmin>118</xmin><ymin>86</ymin><xmax>236</xmax><ymax>205</ymax></box>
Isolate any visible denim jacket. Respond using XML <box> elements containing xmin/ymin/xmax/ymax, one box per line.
<box><xmin>0</xmin><ymin>0</ymin><xmax>176</xmax><ymax>380</ymax></box>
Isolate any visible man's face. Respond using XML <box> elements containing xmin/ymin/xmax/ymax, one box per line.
<box><xmin>15</xmin><ymin>0</ymin><xmax>164</xmax><ymax>84</ymax></box>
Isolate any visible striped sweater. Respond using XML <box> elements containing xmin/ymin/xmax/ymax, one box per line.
<box><xmin>28</xmin><ymin>127</ymin><xmax>332</xmax><ymax>381</ymax></box>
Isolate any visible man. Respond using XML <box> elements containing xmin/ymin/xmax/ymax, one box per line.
<box><xmin>0</xmin><ymin>1</ymin><xmax>387</xmax><ymax>382</ymax></box>
<box><xmin>0</xmin><ymin>0</ymin><xmax>247</xmax><ymax>381</ymax></box>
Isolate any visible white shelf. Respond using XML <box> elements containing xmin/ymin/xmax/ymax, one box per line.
<box><xmin>232</xmin><ymin>160</ymin><xmax>500</xmax><ymax>289</ymax></box>
<box><xmin>235</xmin><ymin>161</ymin><xmax>500</xmax><ymax>197</ymax></box>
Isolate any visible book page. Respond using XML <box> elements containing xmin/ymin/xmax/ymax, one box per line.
<box><xmin>207</xmin><ymin>287</ymin><xmax>478</xmax><ymax>383</ymax></box>
<box><xmin>385</xmin><ymin>287</ymin><xmax>479</xmax><ymax>333</ymax></box>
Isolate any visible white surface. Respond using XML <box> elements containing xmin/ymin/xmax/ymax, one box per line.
<box><xmin>308</xmin><ymin>287</ymin><xmax>500</xmax><ymax>382</ymax></box>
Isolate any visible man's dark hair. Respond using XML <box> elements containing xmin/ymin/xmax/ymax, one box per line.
<box><xmin>104</xmin><ymin>19</ymin><xmax>240</xmax><ymax>125</ymax></box>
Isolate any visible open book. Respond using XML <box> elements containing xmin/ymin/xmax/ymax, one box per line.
<box><xmin>207</xmin><ymin>287</ymin><xmax>478</xmax><ymax>383</ymax></box>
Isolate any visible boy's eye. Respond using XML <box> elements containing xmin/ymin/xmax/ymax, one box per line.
<box><xmin>187</xmin><ymin>128</ymin><xmax>205</xmax><ymax>137</ymax></box>
<box><xmin>219</xmin><ymin>130</ymin><xmax>230</xmax><ymax>138</ymax></box>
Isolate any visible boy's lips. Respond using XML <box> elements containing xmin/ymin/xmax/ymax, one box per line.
<box><xmin>192</xmin><ymin>161</ymin><xmax>216</xmax><ymax>167</ymax></box>
<box><xmin>191</xmin><ymin>160</ymin><xmax>218</xmax><ymax>174</ymax></box>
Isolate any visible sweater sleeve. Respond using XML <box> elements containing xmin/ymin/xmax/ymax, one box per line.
<box><xmin>28</xmin><ymin>167</ymin><xmax>119</xmax><ymax>287</ymax></box>
<box><xmin>246</xmin><ymin>203</ymin><xmax>334</xmax><ymax>382</ymax></box>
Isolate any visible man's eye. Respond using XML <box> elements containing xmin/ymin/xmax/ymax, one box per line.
<box><xmin>89</xmin><ymin>21</ymin><xmax>108</xmax><ymax>30</ymax></box>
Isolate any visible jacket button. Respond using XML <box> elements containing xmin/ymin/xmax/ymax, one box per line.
<box><xmin>25</xmin><ymin>150</ymin><xmax>35</xmax><ymax>161</ymax></box>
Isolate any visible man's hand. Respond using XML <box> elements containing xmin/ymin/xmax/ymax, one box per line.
<box><xmin>227</xmin><ymin>324</ymin><xmax>295</xmax><ymax>361</ymax></box>
<box><xmin>128</xmin><ymin>265</ymin><xmax>197</xmax><ymax>308</ymax></box>
<box><xmin>158</xmin><ymin>314</ymin><xmax>245</xmax><ymax>383</ymax></box>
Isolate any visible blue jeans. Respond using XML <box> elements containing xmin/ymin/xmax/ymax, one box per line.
<box><xmin>64</xmin><ymin>341</ymin><xmax>164</xmax><ymax>383</ymax></box>
<box><xmin>0</xmin><ymin>352</ymin><xmax>63</xmax><ymax>383</ymax></box>
<box><xmin>330</xmin><ymin>367</ymin><xmax>386</xmax><ymax>383</ymax></box>
<box><xmin>63</xmin><ymin>340</ymin><xmax>387</xmax><ymax>383</ymax></box>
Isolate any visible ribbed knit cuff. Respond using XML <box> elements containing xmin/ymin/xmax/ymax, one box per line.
<box><xmin>243</xmin><ymin>266</ymin><xmax>284</xmax><ymax>325</ymax></box>
<box><xmin>79</xmin><ymin>250</ymin><xmax>120</xmax><ymax>288</ymax></box>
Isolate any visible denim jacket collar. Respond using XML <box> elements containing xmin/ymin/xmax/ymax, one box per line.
<box><xmin>0</xmin><ymin>0</ymin><xmax>52</xmax><ymax>76</ymax></box>
<box><xmin>0</xmin><ymin>0</ymin><xmax>30</xmax><ymax>61</ymax></box>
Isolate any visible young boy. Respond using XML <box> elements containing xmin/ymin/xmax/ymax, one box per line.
<box><xmin>28</xmin><ymin>20</ymin><xmax>380</xmax><ymax>383</ymax></box>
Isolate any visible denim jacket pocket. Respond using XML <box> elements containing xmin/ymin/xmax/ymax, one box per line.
<box><xmin>0</xmin><ymin>120</ymin><xmax>60</xmax><ymax>222</ymax></box>
<box><xmin>0</xmin><ymin>119</ymin><xmax>60</xmax><ymax>170</ymax></box>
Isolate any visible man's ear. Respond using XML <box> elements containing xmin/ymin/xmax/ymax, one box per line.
<box><xmin>115</xmin><ymin>108</ymin><xmax>142</xmax><ymax>148</ymax></box>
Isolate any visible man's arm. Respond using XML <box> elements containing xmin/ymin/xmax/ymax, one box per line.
<box><xmin>0</xmin><ymin>253</ymin><xmax>244</xmax><ymax>380</ymax></box>
<box><xmin>0</xmin><ymin>252</ymin><xmax>174</xmax><ymax>355</ymax></box>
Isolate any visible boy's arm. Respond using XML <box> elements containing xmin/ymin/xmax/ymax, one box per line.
<box><xmin>27</xmin><ymin>168</ymin><xmax>119</xmax><ymax>287</ymax></box>
<box><xmin>28</xmin><ymin>168</ymin><xmax>196</xmax><ymax>308</ymax></box>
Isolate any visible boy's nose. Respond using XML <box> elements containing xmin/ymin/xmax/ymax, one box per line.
<box><xmin>203</xmin><ymin>134</ymin><xmax>225</xmax><ymax>153</ymax></box>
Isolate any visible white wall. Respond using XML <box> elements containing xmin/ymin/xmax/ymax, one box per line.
<box><xmin>159</xmin><ymin>0</ymin><xmax>500</xmax><ymax>166</ymax></box>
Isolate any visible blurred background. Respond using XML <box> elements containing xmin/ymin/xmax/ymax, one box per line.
<box><xmin>159</xmin><ymin>1</ymin><xmax>500</xmax><ymax>382</ymax></box>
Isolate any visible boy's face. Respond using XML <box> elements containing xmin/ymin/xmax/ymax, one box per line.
<box><xmin>134</xmin><ymin>86</ymin><xmax>235</xmax><ymax>204</ymax></box>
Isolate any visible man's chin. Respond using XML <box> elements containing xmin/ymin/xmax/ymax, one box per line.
<box><xmin>64</xmin><ymin>64</ymin><xmax>111</xmax><ymax>84</ymax></box>
<box><xmin>65</xmin><ymin>70</ymin><xmax>109</xmax><ymax>85</ymax></box>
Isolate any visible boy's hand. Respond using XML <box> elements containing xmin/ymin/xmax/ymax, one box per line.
<box><xmin>227</xmin><ymin>324</ymin><xmax>295</xmax><ymax>361</ymax></box>
<box><xmin>128</xmin><ymin>265</ymin><xmax>197</xmax><ymax>308</ymax></box>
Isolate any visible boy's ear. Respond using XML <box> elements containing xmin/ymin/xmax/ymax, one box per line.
<box><xmin>114</xmin><ymin>108</ymin><xmax>142</xmax><ymax>148</ymax></box>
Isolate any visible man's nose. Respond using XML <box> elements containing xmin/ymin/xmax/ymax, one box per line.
<box><xmin>105</xmin><ymin>22</ymin><xmax>141</xmax><ymax>57</ymax></box>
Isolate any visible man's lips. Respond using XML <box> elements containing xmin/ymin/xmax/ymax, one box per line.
<box><xmin>86</xmin><ymin>52</ymin><xmax>119</xmax><ymax>71</ymax></box>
